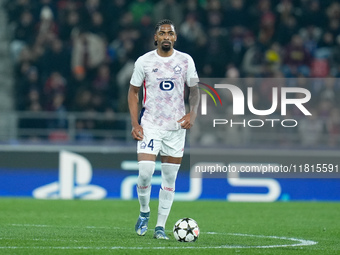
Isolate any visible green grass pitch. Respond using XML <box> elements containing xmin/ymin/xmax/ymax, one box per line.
<box><xmin>0</xmin><ymin>198</ymin><xmax>339</xmax><ymax>255</ymax></box>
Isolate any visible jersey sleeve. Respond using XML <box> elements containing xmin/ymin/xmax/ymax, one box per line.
<box><xmin>186</xmin><ymin>55</ymin><xmax>199</xmax><ymax>87</ymax></box>
<box><xmin>130</xmin><ymin>57</ymin><xmax>145</xmax><ymax>87</ymax></box>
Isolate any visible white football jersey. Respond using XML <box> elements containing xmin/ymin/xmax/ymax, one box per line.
<box><xmin>130</xmin><ymin>49</ymin><xmax>198</xmax><ymax>130</ymax></box>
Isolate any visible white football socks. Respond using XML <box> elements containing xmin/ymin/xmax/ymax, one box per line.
<box><xmin>137</xmin><ymin>161</ymin><xmax>155</xmax><ymax>213</ymax></box>
<box><xmin>156</xmin><ymin>163</ymin><xmax>180</xmax><ymax>228</ymax></box>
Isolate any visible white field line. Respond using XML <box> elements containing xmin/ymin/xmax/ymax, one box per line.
<box><xmin>0</xmin><ymin>224</ymin><xmax>318</xmax><ymax>250</ymax></box>
<box><xmin>8</xmin><ymin>224</ymin><xmax>116</xmax><ymax>229</ymax></box>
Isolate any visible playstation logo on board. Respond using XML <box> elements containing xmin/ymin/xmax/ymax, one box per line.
<box><xmin>33</xmin><ymin>151</ymin><xmax>107</xmax><ymax>200</ymax></box>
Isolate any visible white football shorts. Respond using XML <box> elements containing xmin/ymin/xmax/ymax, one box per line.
<box><xmin>137</xmin><ymin>128</ymin><xmax>186</xmax><ymax>158</ymax></box>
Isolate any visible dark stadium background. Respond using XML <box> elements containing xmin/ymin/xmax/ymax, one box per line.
<box><xmin>0</xmin><ymin>0</ymin><xmax>339</xmax><ymax>201</ymax></box>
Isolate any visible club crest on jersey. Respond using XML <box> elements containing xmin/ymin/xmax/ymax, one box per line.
<box><xmin>140</xmin><ymin>142</ymin><xmax>146</xmax><ymax>149</ymax></box>
<box><xmin>173</xmin><ymin>65</ymin><xmax>182</xmax><ymax>74</ymax></box>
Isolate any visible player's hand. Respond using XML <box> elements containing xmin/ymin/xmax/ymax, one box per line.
<box><xmin>131</xmin><ymin>124</ymin><xmax>144</xmax><ymax>140</ymax></box>
<box><xmin>178</xmin><ymin>112</ymin><xmax>196</xmax><ymax>129</ymax></box>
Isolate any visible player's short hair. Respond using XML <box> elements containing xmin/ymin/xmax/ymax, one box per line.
<box><xmin>154</xmin><ymin>19</ymin><xmax>176</xmax><ymax>33</ymax></box>
<box><xmin>154</xmin><ymin>19</ymin><xmax>175</xmax><ymax>46</ymax></box>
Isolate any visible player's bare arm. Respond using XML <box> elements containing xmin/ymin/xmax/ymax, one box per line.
<box><xmin>128</xmin><ymin>84</ymin><xmax>143</xmax><ymax>140</ymax></box>
<box><xmin>178</xmin><ymin>85</ymin><xmax>200</xmax><ymax>129</ymax></box>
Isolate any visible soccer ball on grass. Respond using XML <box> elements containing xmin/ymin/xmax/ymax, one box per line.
<box><xmin>173</xmin><ymin>218</ymin><xmax>200</xmax><ymax>242</ymax></box>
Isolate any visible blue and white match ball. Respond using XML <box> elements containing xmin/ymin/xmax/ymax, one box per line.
<box><xmin>173</xmin><ymin>218</ymin><xmax>200</xmax><ymax>242</ymax></box>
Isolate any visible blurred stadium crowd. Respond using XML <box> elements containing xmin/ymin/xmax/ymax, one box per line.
<box><xmin>3</xmin><ymin>0</ymin><xmax>340</xmax><ymax>146</ymax></box>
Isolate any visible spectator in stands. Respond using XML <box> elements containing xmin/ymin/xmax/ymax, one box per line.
<box><xmin>242</xmin><ymin>33</ymin><xmax>269</xmax><ymax>77</ymax></box>
<box><xmin>299</xmin><ymin>0</ymin><xmax>327</xmax><ymax>28</ymax></box>
<box><xmin>43</xmin><ymin>71</ymin><xmax>67</xmax><ymax>110</ymax></box>
<box><xmin>282</xmin><ymin>34</ymin><xmax>312</xmax><ymax>77</ymax></box>
<box><xmin>72</xmin><ymin>87</ymin><xmax>93</xmax><ymax>112</ymax></box>
<box><xmin>36</xmin><ymin>6</ymin><xmax>59</xmax><ymax>40</ymax></box>
<box><xmin>36</xmin><ymin>0</ymin><xmax>58</xmax><ymax>21</ymax></box>
<box><xmin>4</xmin><ymin>0</ymin><xmax>340</xmax><ymax>147</ymax></box>
<box><xmin>20</xmin><ymin>97</ymin><xmax>46</xmax><ymax>141</ymax></box>
<box><xmin>275</xmin><ymin>15</ymin><xmax>298</xmax><ymax>46</ymax></box>
<box><xmin>46</xmin><ymin>92</ymin><xmax>67</xmax><ymax>130</ymax></box>
<box><xmin>88</xmin><ymin>11</ymin><xmax>107</xmax><ymax>39</ymax></box>
<box><xmin>129</xmin><ymin>0</ymin><xmax>153</xmax><ymax>25</ymax></box>
<box><xmin>179</xmin><ymin>13</ymin><xmax>207</xmax><ymax>71</ymax></box>
<box><xmin>79</xmin><ymin>0</ymin><xmax>103</xmax><ymax>28</ymax></box>
<box><xmin>71</xmin><ymin>28</ymin><xmax>106</xmax><ymax>78</ymax></box>
<box><xmin>75</xmin><ymin>119</ymin><xmax>94</xmax><ymax>141</ymax></box>
<box><xmin>10</xmin><ymin>10</ymin><xmax>35</xmax><ymax>62</ymax></box>
<box><xmin>59</xmin><ymin>10</ymin><xmax>81</xmax><ymax>43</ymax></box>
<box><xmin>298</xmin><ymin>108</ymin><xmax>324</xmax><ymax>146</ymax></box>
<box><xmin>227</xmin><ymin>27</ymin><xmax>249</xmax><ymax>68</ymax></box>
<box><xmin>203</xmin><ymin>0</ymin><xmax>229</xmax><ymax>77</ymax></box>
<box><xmin>326</xmin><ymin>1</ymin><xmax>340</xmax><ymax>21</ymax></box>
<box><xmin>16</xmin><ymin>66</ymin><xmax>41</xmax><ymax>111</ymax></box>
<box><xmin>153</xmin><ymin>0</ymin><xmax>183</xmax><ymax>28</ymax></box>
<box><xmin>92</xmin><ymin>64</ymin><xmax>120</xmax><ymax>112</ymax></box>
<box><xmin>41</xmin><ymin>38</ymin><xmax>71</xmax><ymax>79</ymax></box>
<box><xmin>316</xmin><ymin>31</ymin><xmax>335</xmax><ymax>58</ymax></box>
<box><xmin>276</xmin><ymin>0</ymin><xmax>296</xmax><ymax>22</ymax></box>
<box><xmin>103</xmin><ymin>0</ymin><xmax>128</xmax><ymax>41</ymax></box>
<box><xmin>25</xmin><ymin>88</ymin><xmax>42</xmax><ymax>112</ymax></box>
<box><xmin>4</xmin><ymin>0</ymin><xmax>35</xmax><ymax>25</ymax></box>
<box><xmin>299</xmin><ymin>25</ymin><xmax>322</xmax><ymax>56</ymax></box>
<box><xmin>224</xmin><ymin>0</ymin><xmax>249</xmax><ymax>28</ymax></box>
<box><xmin>248</xmin><ymin>0</ymin><xmax>273</xmax><ymax>34</ymax></box>
<box><xmin>182</xmin><ymin>0</ymin><xmax>205</xmax><ymax>24</ymax></box>
<box><xmin>92</xmin><ymin>64</ymin><xmax>111</xmax><ymax>93</ymax></box>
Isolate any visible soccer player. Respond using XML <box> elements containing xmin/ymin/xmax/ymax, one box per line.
<box><xmin>128</xmin><ymin>19</ymin><xmax>200</xmax><ymax>240</ymax></box>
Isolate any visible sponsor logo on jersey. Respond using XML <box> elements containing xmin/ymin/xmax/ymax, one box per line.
<box><xmin>159</xmin><ymin>80</ymin><xmax>174</xmax><ymax>91</ymax></box>
<box><xmin>152</xmin><ymin>68</ymin><xmax>158</xmax><ymax>72</ymax></box>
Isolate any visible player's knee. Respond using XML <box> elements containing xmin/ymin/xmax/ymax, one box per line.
<box><xmin>163</xmin><ymin>173</ymin><xmax>177</xmax><ymax>186</ymax></box>
<box><xmin>161</xmin><ymin>163</ymin><xmax>180</xmax><ymax>188</ymax></box>
<box><xmin>138</xmin><ymin>161</ymin><xmax>155</xmax><ymax>185</ymax></box>
<box><xmin>138</xmin><ymin>171</ymin><xmax>153</xmax><ymax>184</ymax></box>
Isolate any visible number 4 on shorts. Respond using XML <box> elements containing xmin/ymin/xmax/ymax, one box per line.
<box><xmin>148</xmin><ymin>139</ymin><xmax>154</xmax><ymax>151</ymax></box>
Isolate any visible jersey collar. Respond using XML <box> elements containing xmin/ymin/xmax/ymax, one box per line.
<box><xmin>154</xmin><ymin>49</ymin><xmax>176</xmax><ymax>60</ymax></box>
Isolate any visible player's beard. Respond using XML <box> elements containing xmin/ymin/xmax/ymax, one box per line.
<box><xmin>161</xmin><ymin>41</ymin><xmax>171</xmax><ymax>52</ymax></box>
